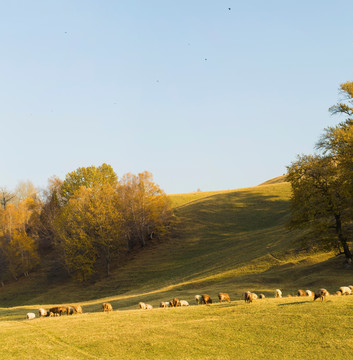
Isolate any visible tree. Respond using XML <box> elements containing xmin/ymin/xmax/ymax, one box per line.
<box><xmin>0</xmin><ymin>198</ymin><xmax>40</xmax><ymax>280</ymax></box>
<box><xmin>36</xmin><ymin>176</ymin><xmax>63</xmax><ymax>251</ymax></box>
<box><xmin>60</xmin><ymin>163</ymin><xmax>118</xmax><ymax>204</ymax></box>
<box><xmin>55</xmin><ymin>184</ymin><xmax>124</xmax><ymax>280</ymax></box>
<box><xmin>0</xmin><ymin>187</ymin><xmax>16</xmax><ymax>209</ymax></box>
<box><xmin>287</xmin><ymin>80</ymin><xmax>353</xmax><ymax>265</ymax></box>
<box><xmin>287</xmin><ymin>154</ymin><xmax>352</xmax><ymax>262</ymax></box>
<box><xmin>118</xmin><ymin>171</ymin><xmax>173</xmax><ymax>250</ymax></box>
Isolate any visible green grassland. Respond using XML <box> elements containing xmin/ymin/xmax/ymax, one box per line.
<box><xmin>1</xmin><ymin>179</ymin><xmax>353</xmax><ymax>358</ymax></box>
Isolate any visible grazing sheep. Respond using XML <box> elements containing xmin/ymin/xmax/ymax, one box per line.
<box><xmin>339</xmin><ymin>286</ymin><xmax>352</xmax><ymax>295</ymax></box>
<box><xmin>244</xmin><ymin>291</ymin><xmax>254</xmax><ymax>303</ymax></box>
<box><xmin>297</xmin><ymin>289</ymin><xmax>306</xmax><ymax>297</ymax></box>
<box><xmin>314</xmin><ymin>289</ymin><xmax>329</xmax><ymax>301</ymax></box>
<box><xmin>26</xmin><ymin>312</ymin><xmax>36</xmax><ymax>320</ymax></box>
<box><xmin>102</xmin><ymin>302</ymin><xmax>113</xmax><ymax>312</ymax></box>
<box><xmin>67</xmin><ymin>306</ymin><xmax>75</xmax><ymax>315</ymax></box>
<box><xmin>195</xmin><ymin>295</ymin><xmax>203</xmax><ymax>305</ymax></box>
<box><xmin>305</xmin><ymin>290</ymin><xmax>314</xmax><ymax>297</ymax></box>
<box><xmin>218</xmin><ymin>292</ymin><xmax>230</xmax><ymax>303</ymax></box>
<box><xmin>170</xmin><ymin>298</ymin><xmax>180</xmax><ymax>307</ymax></box>
<box><xmin>252</xmin><ymin>293</ymin><xmax>258</xmax><ymax>300</ymax></box>
<box><xmin>139</xmin><ymin>302</ymin><xmax>146</xmax><ymax>309</ymax></box>
<box><xmin>49</xmin><ymin>306</ymin><xmax>68</xmax><ymax>316</ymax></box>
<box><xmin>179</xmin><ymin>300</ymin><xmax>189</xmax><ymax>306</ymax></box>
<box><xmin>335</xmin><ymin>291</ymin><xmax>342</xmax><ymax>296</ymax></box>
<box><xmin>202</xmin><ymin>294</ymin><xmax>212</xmax><ymax>305</ymax></box>
<box><xmin>145</xmin><ymin>304</ymin><xmax>153</xmax><ymax>310</ymax></box>
<box><xmin>259</xmin><ymin>294</ymin><xmax>265</xmax><ymax>299</ymax></box>
<box><xmin>71</xmin><ymin>305</ymin><xmax>83</xmax><ymax>314</ymax></box>
<box><xmin>159</xmin><ymin>302</ymin><xmax>169</xmax><ymax>308</ymax></box>
<box><xmin>274</xmin><ymin>289</ymin><xmax>282</xmax><ymax>298</ymax></box>
<box><xmin>349</xmin><ymin>285</ymin><xmax>353</xmax><ymax>292</ymax></box>
<box><xmin>38</xmin><ymin>308</ymin><xmax>49</xmax><ymax>317</ymax></box>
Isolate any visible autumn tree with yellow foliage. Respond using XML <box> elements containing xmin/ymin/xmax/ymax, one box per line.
<box><xmin>52</xmin><ymin>166</ymin><xmax>173</xmax><ymax>282</ymax></box>
<box><xmin>0</xmin><ymin>196</ymin><xmax>40</xmax><ymax>282</ymax></box>
<box><xmin>0</xmin><ymin>165</ymin><xmax>172</xmax><ymax>283</ymax></box>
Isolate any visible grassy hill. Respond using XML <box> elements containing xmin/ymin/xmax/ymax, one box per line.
<box><xmin>0</xmin><ymin>180</ymin><xmax>351</xmax><ymax>311</ymax></box>
<box><xmin>2</xmin><ymin>180</ymin><xmax>353</xmax><ymax>359</ymax></box>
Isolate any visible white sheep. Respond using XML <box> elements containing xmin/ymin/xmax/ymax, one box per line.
<box><xmin>38</xmin><ymin>308</ymin><xmax>48</xmax><ymax>317</ymax></box>
<box><xmin>274</xmin><ymin>289</ymin><xmax>282</xmax><ymax>298</ymax></box>
<box><xmin>26</xmin><ymin>313</ymin><xmax>36</xmax><ymax>320</ymax></box>
<box><xmin>179</xmin><ymin>300</ymin><xmax>189</xmax><ymax>306</ymax></box>
<box><xmin>145</xmin><ymin>304</ymin><xmax>153</xmax><ymax>310</ymax></box>
<box><xmin>138</xmin><ymin>302</ymin><xmax>146</xmax><ymax>309</ymax></box>
<box><xmin>339</xmin><ymin>286</ymin><xmax>352</xmax><ymax>295</ymax></box>
<box><xmin>195</xmin><ymin>295</ymin><xmax>203</xmax><ymax>304</ymax></box>
<box><xmin>305</xmin><ymin>290</ymin><xmax>314</xmax><ymax>297</ymax></box>
<box><xmin>252</xmin><ymin>293</ymin><xmax>258</xmax><ymax>300</ymax></box>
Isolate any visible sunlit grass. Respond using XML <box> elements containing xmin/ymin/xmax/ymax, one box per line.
<box><xmin>0</xmin><ymin>181</ymin><xmax>351</xmax><ymax>312</ymax></box>
<box><xmin>1</xmin><ymin>295</ymin><xmax>353</xmax><ymax>359</ymax></box>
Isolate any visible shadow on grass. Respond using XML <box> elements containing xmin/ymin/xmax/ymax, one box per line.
<box><xmin>277</xmin><ymin>301</ymin><xmax>312</xmax><ymax>306</ymax></box>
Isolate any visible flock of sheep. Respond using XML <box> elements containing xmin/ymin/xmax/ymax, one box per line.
<box><xmin>25</xmin><ymin>285</ymin><xmax>353</xmax><ymax>319</ymax></box>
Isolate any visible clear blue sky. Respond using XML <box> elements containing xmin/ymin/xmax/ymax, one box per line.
<box><xmin>1</xmin><ymin>1</ymin><xmax>352</xmax><ymax>194</ymax></box>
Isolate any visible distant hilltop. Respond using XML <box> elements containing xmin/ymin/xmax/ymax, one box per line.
<box><xmin>258</xmin><ymin>174</ymin><xmax>288</xmax><ymax>186</ymax></box>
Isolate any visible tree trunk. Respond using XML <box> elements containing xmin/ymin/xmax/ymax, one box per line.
<box><xmin>106</xmin><ymin>261</ymin><xmax>110</xmax><ymax>277</ymax></box>
<box><xmin>335</xmin><ymin>214</ymin><xmax>353</xmax><ymax>262</ymax></box>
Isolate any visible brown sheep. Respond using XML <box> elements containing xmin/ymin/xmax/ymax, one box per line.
<box><xmin>313</xmin><ymin>289</ymin><xmax>329</xmax><ymax>302</ymax></box>
<box><xmin>169</xmin><ymin>298</ymin><xmax>180</xmax><ymax>307</ymax></box>
<box><xmin>244</xmin><ymin>291</ymin><xmax>254</xmax><ymax>303</ymax></box>
<box><xmin>218</xmin><ymin>292</ymin><xmax>230</xmax><ymax>303</ymax></box>
<box><xmin>49</xmin><ymin>306</ymin><xmax>68</xmax><ymax>316</ymax></box>
<box><xmin>297</xmin><ymin>289</ymin><xmax>306</xmax><ymax>297</ymax></box>
<box><xmin>102</xmin><ymin>302</ymin><xmax>113</xmax><ymax>312</ymax></box>
<box><xmin>202</xmin><ymin>294</ymin><xmax>212</xmax><ymax>304</ymax></box>
<box><xmin>67</xmin><ymin>306</ymin><xmax>75</xmax><ymax>315</ymax></box>
<box><xmin>71</xmin><ymin>305</ymin><xmax>83</xmax><ymax>314</ymax></box>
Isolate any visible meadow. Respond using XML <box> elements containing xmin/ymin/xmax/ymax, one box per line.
<box><xmin>1</xmin><ymin>179</ymin><xmax>353</xmax><ymax>358</ymax></box>
<box><xmin>1</xmin><ymin>296</ymin><xmax>353</xmax><ymax>359</ymax></box>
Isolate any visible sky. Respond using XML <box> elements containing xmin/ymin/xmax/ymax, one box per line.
<box><xmin>1</xmin><ymin>1</ymin><xmax>353</xmax><ymax>194</ymax></box>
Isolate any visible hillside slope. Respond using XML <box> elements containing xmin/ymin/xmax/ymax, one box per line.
<box><xmin>0</xmin><ymin>181</ymin><xmax>351</xmax><ymax>310</ymax></box>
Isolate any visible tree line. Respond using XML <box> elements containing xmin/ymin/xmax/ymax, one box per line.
<box><xmin>0</xmin><ymin>165</ymin><xmax>173</xmax><ymax>284</ymax></box>
<box><xmin>287</xmin><ymin>81</ymin><xmax>353</xmax><ymax>266</ymax></box>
